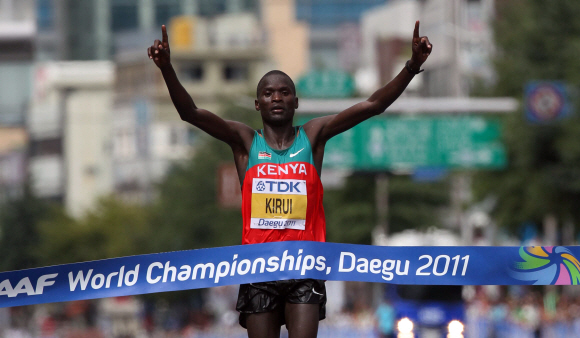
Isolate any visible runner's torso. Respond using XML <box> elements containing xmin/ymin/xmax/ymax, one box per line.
<box><xmin>241</xmin><ymin>126</ymin><xmax>326</xmax><ymax>244</ymax></box>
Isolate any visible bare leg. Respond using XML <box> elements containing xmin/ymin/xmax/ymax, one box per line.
<box><xmin>285</xmin><ymin>303</ymin><xmax>319</xmax><ymax>338</ymax></box>
<box><xmin>246</xmin><ymin>310</ymin><xmax>282</xmax><ymax>338</ymax></box>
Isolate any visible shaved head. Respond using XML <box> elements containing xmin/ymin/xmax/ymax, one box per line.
<box><xmin>256</xmin><ymin>70</ymin><xmax>296</xmax><ymax>98</ymax></box>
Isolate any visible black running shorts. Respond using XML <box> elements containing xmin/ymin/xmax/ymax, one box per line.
<box><xmin>236</xmin><ymin>279</ymin><xmax>327</xmax><ymax>328</ymax></box>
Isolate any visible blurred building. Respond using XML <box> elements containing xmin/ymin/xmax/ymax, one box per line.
<box><xmin>355</xmin><ymin>0</ymin><xmax>495</xmax><ymax>97</ymax></box>
<box><xmin>0</xmin><ymin>127</ymin><xmax>27</xmax><ymax>200</ymax></box>
<box><xmin>112</xmin><ymin>13</ymin><xmax>272</xmax><ymax>202</ymax></box>
<box><xmin>35</xmin><ymin>0</ymin><xmax>260</xmax><ymax>61</ymax></box>
<box><xmin>27</xmin><ymin>61</ymin><xmax>114</xmax><ymax>217</ymax></box>
<box><xmin>261</xmin><ymin>0</ymin><xmax>309</xmax><ymax>79</ymax></box>
<box><xmin>29</xmin><ymin>0</ymin><xmax>312</xmax><ymax>205</ymax></box>
<box><xmin>0</xmin><ymin>0</ymin><xmax>36</xmax><ymax>125</ymax></box>
<box><xmin>419</xmin><ymin>0</ymin><xmax>495</xmax><ymax>96</ymax></box>
<box><xmin>357</xmin><ymin>0</ymin><xmax>421</xmax><ymax>95</ymax></box>
<box><xmin>295</xmin><ymin>0</ymin><xmax>386</xmax><ymax>71</ymax></box>
<box><xmin>0</xmin><ymin>0</ymin><xmax>36</xmax><ymax>199</ymax></box>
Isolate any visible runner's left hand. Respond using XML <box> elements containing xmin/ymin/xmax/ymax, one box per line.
<box><xmin>409</xmin><ymin>21</ymin><xmax>432</xmax><ymax>71</ymax></box>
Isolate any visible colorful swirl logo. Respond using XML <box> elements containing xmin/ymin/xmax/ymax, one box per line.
<box><xmin>510</xmin><ymin>246</ymin><xmax>580</xmax><ymax>285</ymax></box>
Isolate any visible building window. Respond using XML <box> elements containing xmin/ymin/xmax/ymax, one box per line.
<box><xmin>155</xmin><ymin>0</ymin><xmax>181</xmax><ymax>26</ymax></box>
<box><xmin>30</xmin><ymin>138</ymin><xmax>62</xmax><ymax>157</ymax></box>
<box><xmin>224</xmin><ymin>64</ymin><xmax>248</xmax><ymax>81</ymax></box>
<box><xmin>114</xmin><ymin>129</ymin><xmax>136</xmax><ymax>159</ymax></box>
<box><xmin>198</xmin><ymin>0</ymin><xmax>227</xmax><ymax>16</ymax></box>
<box><xmin>181</xmin><ymin>64</ymin><xmax>204</xmax><ymax>81</ymax></box>
<box><xmin>169</xmin><ymin>126</ymin><xmax>182</xmax><ymax>146</ymax></box>
<box><xmin>37</xmin><ymin>0</ymin><xmax>54</xmax><ymax>29</ymax></box>
<box><xmin>296</xmin><ymin>0</ymin><xmax>386</xmax><ymax>26</ymax></box>
<box><xmin>111</xmin><ymin>0</ymin><xmax>138</xmax><ymax>32</ymax></box>
<box><xmin>242</xmin><ymin>0</ymin><xmax>258</xmax><ymax>12</ymax></box>
<box><xmin>187</xmin><ymin>128</ymin><xmax>197</xmax><ymax>146</ymax></box>
<box><xmin>66</xmin><ymin>0</ymin><xmax>95</xmax><ymax>60</ymax></box>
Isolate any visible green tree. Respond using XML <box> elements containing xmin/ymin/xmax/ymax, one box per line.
<box><xmin>0</xmin><ymin>185</ymin><xmax>49</xmax><ymax>271</ymax></box>
<box><xmin>149</xmin><ymin>103</ymin><xmax>262</xmax><ymax>251</ymax></box>
<box><xmin>473</xmin><ymin>0</ymin><xmax>580</xmax><ymax>233</ymax></box>
<box><xmin>36</xmin><ymin>196</ymin><xmax>153</xmax><ymax>265</ymax></box>
<box><xmin>325</xmin><ymin>174</ymin><xmax>449</xmax><ymax>244</ymax></box>
<box><xmin>325</xmin><ymin>175</ymin><xmax>376</xmax><ymax>244</ymax></box>
<box><xmin>388</xmin><ymin>176</ymin><xmax>449</xmax><ymax>234</ymax></box>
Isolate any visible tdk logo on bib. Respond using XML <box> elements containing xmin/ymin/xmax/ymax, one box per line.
<box><xmin>252</xmin><ymin>179</ymin><xmax>306</xmax><ymax>195</ymax></box>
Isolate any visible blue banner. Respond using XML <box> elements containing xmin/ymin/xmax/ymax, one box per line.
<box><xmin>0</xmin><ymin>242</ymin><xmax>579</xmax><ymax>308</ymax></box>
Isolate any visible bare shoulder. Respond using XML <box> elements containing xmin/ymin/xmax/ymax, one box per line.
<box><xmin>227</xmin><ymin>120</ymin><xmax>255</xmax><ymax>137</ymax></box>
<box><xmin>226</xmin><ymin>120</ymin><xmax>255</xmax><ymax>150</ymax></box>
<box><xmin>301</xmin><ymin>115</ymin><xmax>335</xmax><ymax>147</ymax></box>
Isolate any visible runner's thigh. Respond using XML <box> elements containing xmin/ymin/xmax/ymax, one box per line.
<box><xmin>285</xmin><ymin>303</ymin><xmax>319</xmax><ymax>338</ymax></box>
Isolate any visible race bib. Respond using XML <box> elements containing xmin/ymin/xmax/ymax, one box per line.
<box><xmin>250</xmin><ymin>178</ymin><xmax>307</xmax><ymax>230</ymax></box>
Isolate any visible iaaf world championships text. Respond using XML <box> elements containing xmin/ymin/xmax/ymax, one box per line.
<box><xmin>0</xmin><ymin>248</ymin><xmax>470</xmax><ymax>298</ymax></box>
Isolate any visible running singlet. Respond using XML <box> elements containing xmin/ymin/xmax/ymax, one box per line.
<box><xmin>241</xmin><ymin>126</ymin><xmax>326</xmax><ymax>245</ymax></box>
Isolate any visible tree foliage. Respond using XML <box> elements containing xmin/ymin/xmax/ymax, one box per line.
<box><xmin>325</xmin><ymin>174</ymin><xmax>449</xmax><ymax>244</ymax></box>
<box><xmin>149</xmin><ymin>103</ymin><xmax>262</xmax><ymax>251</ymax></box>
<box><xmin>473</xmin><ymin>0</ymin><xmax>580</xmax><ymax>233</ymax></box>
<box><xmin>35</xmin><ymin>197</ymin><xmax>153</xmax><ymax>265</ymax></box>
<box><xmin>0</xmin><ymin>185</ymin><xmax>49</xmax><ymax>271</ymax></box>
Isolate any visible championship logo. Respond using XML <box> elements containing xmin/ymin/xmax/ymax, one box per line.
<box><xmin>509</xmin><ymin>246</ymin><xmax>580</xmax><ymax>285</ymax></box>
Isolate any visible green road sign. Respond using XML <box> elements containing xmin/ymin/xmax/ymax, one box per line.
<box><xmin>297</xmin><ymin>116</ymin><xmax>507</xmax><ymax>170</ymax></box>
<box><xmin>296</xmin><ymin>70</ymin><xmax>356</xmax><ymax>98</ymax></box>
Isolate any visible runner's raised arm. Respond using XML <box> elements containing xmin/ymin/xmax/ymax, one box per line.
<box><xmin>303</xmin><ymin>21</ymin><xmax>432</xmax><ymax>150</ymax></box>
<box><xmin>147</xmin><ymin>25</ymin><xmax>254</xmax><ymax>149</ymax></box>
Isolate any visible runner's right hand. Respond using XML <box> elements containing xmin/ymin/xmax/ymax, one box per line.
<box><xmin>148</xmin><ymin>25</ymin><xmax>171</xmax><ymax>69</ymax></box>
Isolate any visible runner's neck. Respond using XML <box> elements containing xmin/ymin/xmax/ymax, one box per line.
<box><xmin>261</xmin><ymin>123</ymin><xmax>296</xmax><ymax>151</ymax></box>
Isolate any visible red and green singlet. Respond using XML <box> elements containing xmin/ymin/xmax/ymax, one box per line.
<box><xmin>241</xmin><ymin>126</ymin><xmax>326</xmax><ymax>244</ymax></box>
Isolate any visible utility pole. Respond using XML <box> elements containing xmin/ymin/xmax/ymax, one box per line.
<box><xmin>373</xmin><ymin>173</ymin><xmax>389</xmax><ymax>246</ymax></box>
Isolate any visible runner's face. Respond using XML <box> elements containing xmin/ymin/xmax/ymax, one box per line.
<box><xmin>255</xmin><ymin>75</ymin><xmax>298</xmax><ymax>126</ymax></box>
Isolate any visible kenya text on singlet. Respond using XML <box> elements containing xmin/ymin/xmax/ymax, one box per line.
<box><xmin>241</xmin><ymin>126</ymin><xmax>326</xmax><ymax>244</ymax></box>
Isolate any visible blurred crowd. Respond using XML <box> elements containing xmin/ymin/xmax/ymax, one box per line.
<box><xmin>465</xmin><ymin>286</ymin><xmax>580</xmax><ymax>338</ymax></box>
<box><xmin>3</xmin><ymin>285</ymin><xmax>580</xmax><ymax>338</ymax></box>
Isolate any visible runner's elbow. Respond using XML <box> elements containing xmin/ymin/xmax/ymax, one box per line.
<box><xmin>364</xmin><ymin>100</ymin><xmax>387</xmax><ymax>116</ymax></box>
<box><xmin>177</xmin><ymin>110</ymin><xmax>195</xmax><ymax>124</ymax></box>
<box><xmin>176</xmin><ymin>106</ymin><xmax>198</xmax><ymax>122</ymax></box>
<box><xmin>370</xmin><ymin>101</ymin><xmax>392</xmax><ymax>116</ymax></box>
<box><xmin>178</xmin><ymin>112</ymin><xmax>188</xmax><ymax>121</ymax></box>
<box><xmin>366</xmin><ymin>105</ymin><xmax>386</xmax><ymax>116</ymax></box>
<box><xmin>370</xmin><ymin>108</ymin><xmax>384</xmax><ymax>116</ymax></box>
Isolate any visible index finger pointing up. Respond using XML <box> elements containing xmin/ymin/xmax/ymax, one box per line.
<box><xmin>413</xmin><ymin>20</ymin><xmax>420</xmax><ymax>39</ymax></box>
<box><xmin>162</xmin><ymin>25</ymin><xmax>168</xmax><ymax>43</ymax></box>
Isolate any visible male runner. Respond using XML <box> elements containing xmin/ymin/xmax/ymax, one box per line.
<box><xmin>148</xmin><ymin>22</ymin><xmax>431</xmax><ymax>338</ymax></box>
